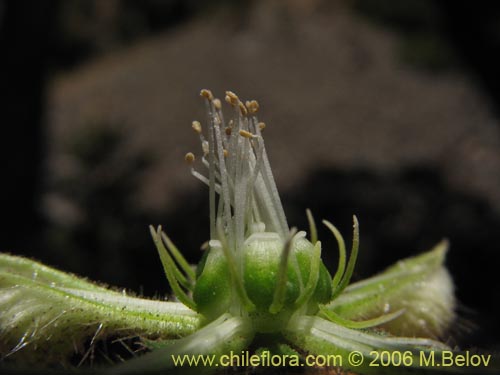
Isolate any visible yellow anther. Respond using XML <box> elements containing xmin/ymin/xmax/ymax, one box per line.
<box><xmin>223</xmin><ymin>149</ymin><xmax>229</xmax><ymax>158</ymax></box>
<box><xmin>192</xmin><ymin>120</ymin><xmax>202</xmax><ymax>134</ymax></box>
<box><xmin>213</xmin><ymin>98</ymin><xmax>222</xmax><ymax>110</ymax></box>
<box><xmin>225</xmin><ymin>91</ymin><xmax>239</xmax><ymax>106</ymax></box>
<box><xmin>246</xmin><ymin>100</ymin><xmax>259</xmax><ymax>114</ymax></box>
<box><xmin>258</xmin><ymin>122</ymin><xmax>266</xmax><ymax>131</ymax></box>
<box><xmin>239</xmin><ymin>130</ymin><xmax>254</xmax><ymax>139</ymax></box>
<box><xmin>185</xmin><ymin>152</ymin><xmax>196</xmax><ymax>164</ymax></box>
<box><xmin>200</xmin><ymin>89</ymin><xmax>214</xmax><ymax>100</ymax></box>
<box><xmin>239</xmin><ymin>101</ymin><xmax>248</xmax><ymax>116</ymax></box>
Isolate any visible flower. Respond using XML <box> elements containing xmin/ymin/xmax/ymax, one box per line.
<box><xmin>0</xmin><ymin>89</ymin><xmax>464</xmax><ymax>374</ymax></box>
<box><xmin>143</xmin><ymin>89</ymin><xmax>457</xmax><ymax>373</ymax></box>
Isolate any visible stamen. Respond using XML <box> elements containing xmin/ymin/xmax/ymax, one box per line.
<box><xmin>252</xmin><ymin>124</ymin><xmax>289</xmax><ymax>237</ymax></box>
<box><xmin>212</xmin><ymin>108</ymin><xmax>233</xmax><ymax>246</ymax></box>
<box><xmin>203</xmin><ymin>93</ymin><xmax>217</xmax><ymax>238</ymax></box>
<box><xmin>258</xmin><ymin>122</ymin><xmax>266</xmax><ymax>131</ymax></box>
<box><xmin>189</xmin><ymin>161</ymin><xmax>221</xmax><ymax>192</ymax></box>
<box><xmin>246</xmin><ymin>137</ymin><xmax>265</xmax><ymax>231</ymax></box>
<box><xmin>233</xmin><ymin>129</ymin><xmax>250</xmax><ymax>256</ymax></box>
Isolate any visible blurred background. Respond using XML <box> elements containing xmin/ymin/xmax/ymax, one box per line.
<box><xmin>1</xmin><ymin>0</ymin><xmax>500</xmax><ymax>355</ymax></box>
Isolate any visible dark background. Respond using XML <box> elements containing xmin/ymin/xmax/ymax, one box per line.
<box><xmin>1</xmin><ymin>0</ymin><xmax>500</xmax><ymax>357</ymax></box>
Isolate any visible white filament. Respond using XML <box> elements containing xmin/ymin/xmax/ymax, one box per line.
<box><xmin>192</xmin><ymin>90</ymin><xmax>290</xmax><ymax>259</ymax></box>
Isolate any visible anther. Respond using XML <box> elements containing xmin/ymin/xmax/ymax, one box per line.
<box><xmin>258</xmin><ymin>122</ymin><xmax>266</xmax><ymax>131</ymax></box>
<box><xmin>246</xmin><ymin>100</ymin><xmax>259</xmax><ymax>114</ymax></box>
<box><xmin>225</xmin><ymin>127</ymin><xmax>232</xmax><ymax>136</ymax></box>
<box><xmin>225</xmin><ymin>91</ymin><xmax>239</xmax><ymax>106</ymax></box>
<box><xmin>200</xmin><ymin>89</ymin><xmax>214</xmax><ymax>100</ymax></box>
<box><xmin>239</xmin><ymin>130</ymin><xmax>254</xmax><ymax>139</ymax></box>
<box><xmin>185</xmin><ymin>152</ymin><xmax>195</xmax><ymax>164</ymax></box>
<box><xmin>223</xmin><ymin>149</ymin><xmax>229</xmax><ymax>158</ymax></box>
<box><xmin>213</xmin><ymin>98</ymin><xmax>222</xmax><ymax>110</ymax></box>
<box><xmin>192</xmin><ymin>120</ymin><xmax>202</xmax><ymax>134</ymax></box>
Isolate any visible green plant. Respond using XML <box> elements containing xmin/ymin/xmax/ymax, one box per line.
<box><xmin>0</xmin><ymin>90</ymin><xmax>480</xmax><ymax>374</ymax></box>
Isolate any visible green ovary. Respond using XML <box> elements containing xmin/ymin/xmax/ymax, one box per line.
<box><xmin>193</xmin><ymin>233</ymin><xmax>332</xmax><ymax>332</ymax></box>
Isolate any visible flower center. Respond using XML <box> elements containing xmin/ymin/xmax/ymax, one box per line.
<box><xmin>187</xmin><ymin>90</ymin><xmax>331</xmax><ymax>330</ymax></box>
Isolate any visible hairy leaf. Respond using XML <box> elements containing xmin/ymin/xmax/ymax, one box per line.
<box><xmin>0</xmin><ymin>254</ymin><xmax>200</xmax><ymax>366</ymax></box>
<box><xmin>325</xmin><ymin>241</ymin><xmax>455</xmax><ymax>339</ymax></box>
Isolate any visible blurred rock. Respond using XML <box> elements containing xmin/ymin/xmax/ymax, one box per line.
<box><xmin>46</xmin><ymin>0</ymin><xmax>500</xmax><ymax>216</ymax></box>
